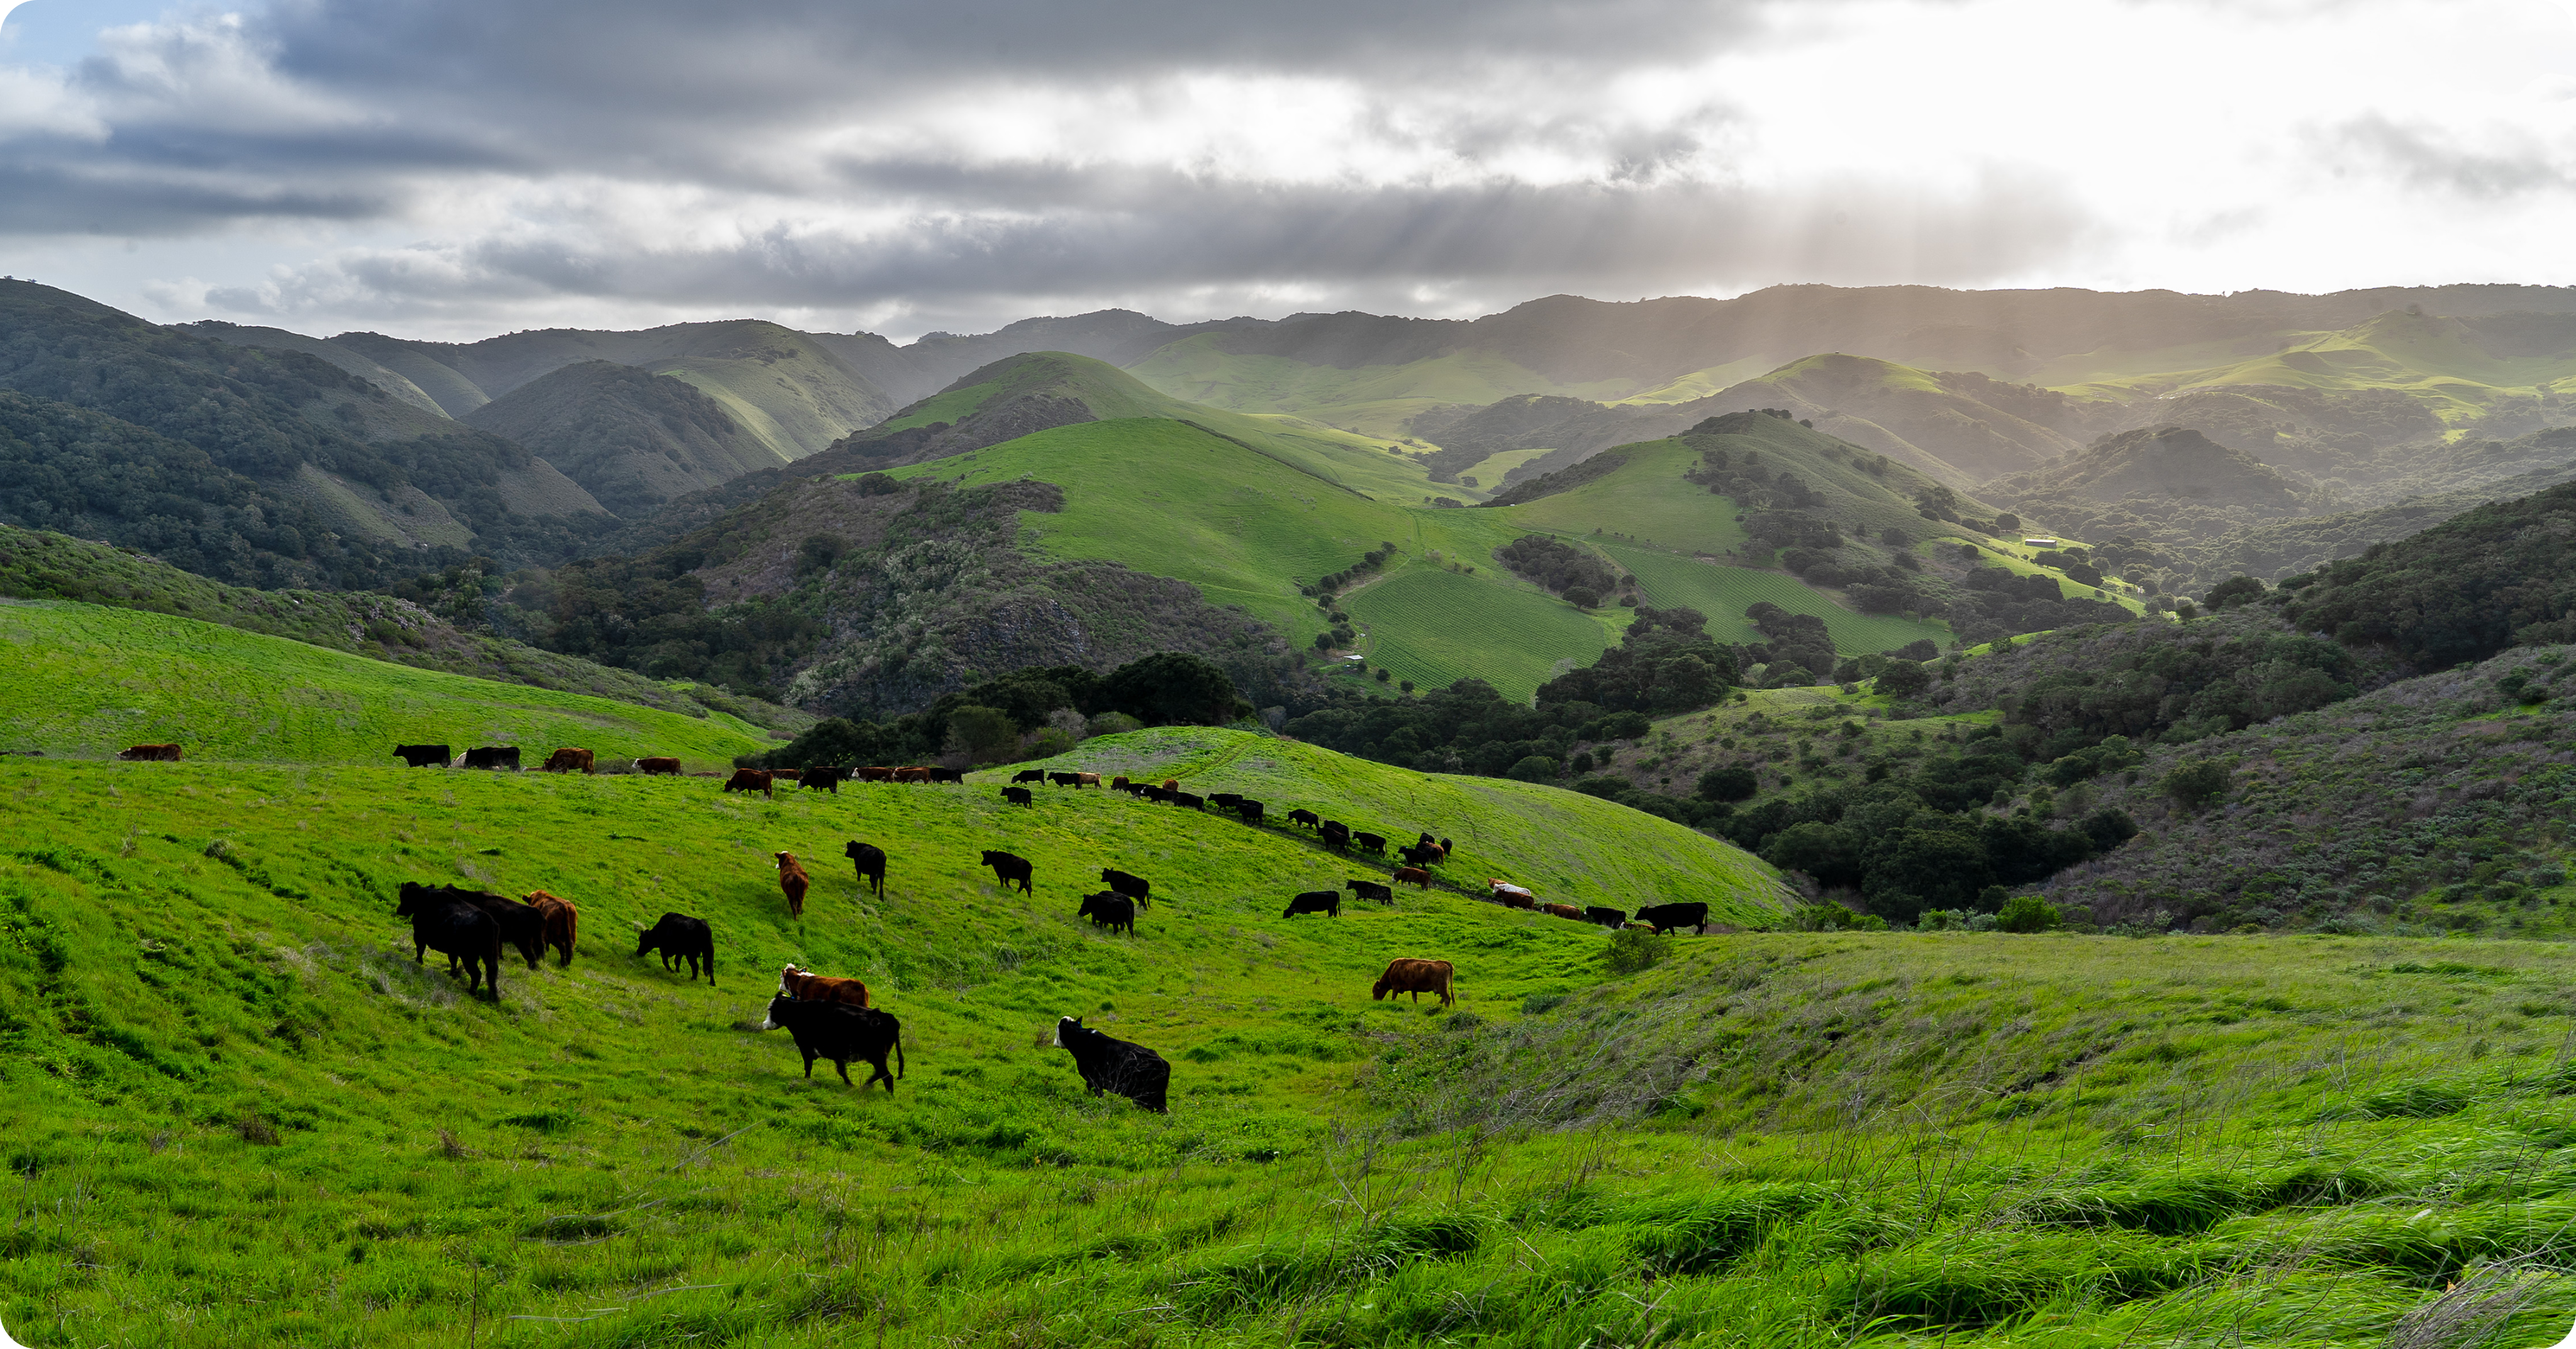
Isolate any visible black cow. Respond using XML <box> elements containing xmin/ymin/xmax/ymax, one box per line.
<box><xmin>1140</xmin><ymin>786</ymin><xmax>1171</xmax><ymax>804</ymax></box>
<box><xmin>1283</xmin><ymin>891</ymin><xmax>1341</xmax><ymax>918</ymax></box>
<box><xmin>927</xmin><ymin>767</ymin><xmax>966</xmax><ymax>784</ymax></box>
<box><xmin>1287</xmin><ymin>808</ymin><xmax>1322</xmax><ymax>830</ymax></box>
<box><xmin>1012</xmin><ymin>769</ymin><xmax>1047</xmax><ymax>784</ymax></box>
<box><xmin>393</xmin><ymin>743</ymin><xmax>449</xmax><ymax>769</ymax></box>
<box><xmin>1002</xmin><ymin>786</ymin><xmax>1034</xmax><ymax>808</ymax></box>
<box><xmin>392</xmin><ymin>884</ymin><xmax>501</xmax><ymax>997</ymax></box>
<box><xmin>1346</xmin><ymin>878</ymin><xmax>1393</xmax><ymax>903</ymax></box>
<box><xmin>433</xmin><ymin>884</ymin><xmax>547</xmax><ymax>969</ymax></box>
<box><xmin>1586</xmin><ymin>906</ymin><xmax>1629</xmax><ymax>928</ymax></box>
<box><xmin>1078</xmin><ymin>892</ymin><xmax>1136</xmax><ymax>935</ymax></box>
<box><xmin>1052</xmin><ymin>1016</ymin><xmax>1169</xmax><ymax>1113</ymax></box>
<box><xmin>459</xmin><ymin>746</ymin><xmax>520</xmax><ymax>771</ymax></box>
<box><xmin>1098</xmin><ymin>867</ymin><xmax>1152</xmax><ymax>909</ymax></box>
<box><xmin>1353</xmin><ymin>831</ymin><xmax>1386</xmax><ymax>856</ymax></box>
<box><xmin>637</xmin><ymin>912</ymin><xmax>715</xmax><ymax>983</ymax></box>
<box><xmin>1047</xmin><ymin>772</ymin><xmax>1080</xmax><ymax>787</ymax></box>
<box><xmin>1440</xmin><ymin>837</ymin><xmax>1456</xmax><ymax>857</ymax></box>
<box><xmin>801</xmin><ymin>765</ymin><xmax>851</xmax><ymax>794</ymax></box>
<box><xmin>1236</xmin><ymin>800</ymin><xmax>1265</xmax><ymax>826</ymax></box>
<box><xmin>1400</xmin><ymin>844</ymin><xmax>1443</xmax><ymax>869</ymax></box>
<box><xmin>1208</xmin><ymin>792</ymin><xmax>1243</xmax><ymax>809</ymax></box>
<box><xmin>761</xmin><ymin>996</ymin><xmax>905</xmax><ymax>1092</ymax></box>
<box><xmin>982</xmin><ymin>850</ymin><xmax>1034</xmax><ymax>894</ymax></box>
<box><xmin>845</xmin><ymin>840</ymin><xmax>888</xmax><ymax>899</ymax></box>
<box><xmin>1173</xmin><ymin>791</ymin><xmax>1204</xmax><ymax>810</ymax></box>
<box><xmin>1634</xmin><ymin>902</ymin><xmax>1710</xmax><ymax>936</ymax></box>
<box><xmin>1320</xmin><ymin>821</ymin><xmax>1350</xmax><ymax>852</ymax></box>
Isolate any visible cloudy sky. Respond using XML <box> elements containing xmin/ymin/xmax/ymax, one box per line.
<box><xmin>3</xmin><ymin>0</ymin><xmax>2574</xmax><ymax>341</ymax></box>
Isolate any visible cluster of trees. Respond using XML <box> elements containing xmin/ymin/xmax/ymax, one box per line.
<box><xmin>1304</xmin><ymin>541</ymin><xmax>1399</xmax><ymax>600</ymax></box>
<box><xmin>761</xmin><ymin>653</ymin><xmax>1249</xmax><ymax>770</ymax></box>
<box><xmin>1741</xmin><ymin>602</ymin><xmax>1837</xmax><ymax>684</ymax></box>
<box><xmin>1495</xmin><ymin>535</ymin><xmax>1621</xmax><ymax>607</ymax></box>
<box><xmin>1684</xmin><ymin>445</ymin><xmax>1820</xmax><ymax>510</ymax></box>
<box><xmin>488</xmin><ymin>553</ymin><xmax>822</xmax><ymax>697</ymax></box>
<box><xmin>2282</xmin><ymin>480</ymin><xmax>2576</xmax><ymax>669</ymax></box>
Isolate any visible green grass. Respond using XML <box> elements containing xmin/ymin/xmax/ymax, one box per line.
<box><xmin>1128</xmin><ymin>340</ymin><xmax>1635</xmax><ymax>439</ymax></box>
<box><xmin>1605</xmin><ymin>545</ymin><xmax>1949</xmax><ymax>652</ymax></box>
<box><xmin>1493</xmin><ymin>439</ymin><xmax>1753</xmax><ymax>555</ymax></box>
<box><xmin>1339</xmin><ymin>565</ymin><xmax>1616</xmax><ymax>700</ymax></box>
<box><xmin>0</xmin><ymin>600</ymin><xmax>775</xmax><ymax>770</ymax></box>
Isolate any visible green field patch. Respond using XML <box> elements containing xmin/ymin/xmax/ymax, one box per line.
<box><xmin>1340</xmin><ymin>565</ymin><xmax>1615</xmax><ymax>701</ymax></box>
<box><xmin>1602</xmin><ymin>545</ymin><xmax>1948</xmax><ymax>653</ymax></box>
<box><xmin>1488</xmin><ymin>440</ymin><xmax>1753</xmax><ymax>555</ymax></box>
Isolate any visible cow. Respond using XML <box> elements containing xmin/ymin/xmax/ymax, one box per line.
<box><xmin>1002</xmin><ymin>786</ymin><xmax>1034</xmax><ymax>808</ymax></box>
<box><xmin>1078</xmin><ymin>892</ymin><xmax>1135</xmax><ymax>935</ymax></box>
<box><xmin>981</xmin><ymin>850</ymin><xmax>1034</xmax><ymax>894</ymax></box>
<box><xmin>723</xmin><ymin>769</ymin><xmax>774</xmax><ymax>797</ymax></box>
<box><xmin>1111</xmin><ymin>775</ymin><xmax>1132</xmax><ymax>792</ymax></box>
<box><xmin>1634</xmin><ymin>902</ymin><xmax>1710</xmax><ymax>936</ymax></box>
<box><xmin>845</xmin><ymin>840</ymin><xmax>888</xmax><ymax>898</ymax></box>
<box><xmin>1161</xmin><ymin>779</ymin><xmax>1179</xmax><ymax>791</ymax></box>
<box><xmin>1052</xmin><ymin>1016</ymin><xmax>1169</xmax><ymax>1113</ymax></box>
<box><xmin>857</xmin><ymin>767</ymin><xmax>895</xmax><ymax>782</ymax></box>
<box><xmin>1286</xmin><ymin>808</ymin><xmax>1322</xmax><ymax>831</ymax></box>
<box><xmin>393</xmin><ymin>885</ymin><xmax>501</xmax><ymax>997</ymax></box>
<box><xmin>393</xmin><ymin>743</ymin><xmax>449</xmax><ymax>769</ymax></box>
<box><xmin>1490</xmin><ymin>881</ymin><xmax>1537</xmax><ymax>909</ymax></box>
<box><xmin>1012</xmin><ymin>769</ymin><xmax>1047</xmax><ymax>784</ymax></box>
<box><xmin>1099</xmin><ymin>868</ymin><xmax>1152</xmax><ymax>910</ymax></box>
<box><xmin>1585</xmin><ymin>906</ymin><xmax>1628</xmax><ymax>929</ymax></box>
<box><xmin>459</xmin><ymin>746</ymin><xmax>519</xmax><ymax>770</ymax></box>
<box><xmin>892</xmin><ymin>767</ymin><xmax>931</xmax><ymax>784</ymax></box>
<box><xmin>779</xmin><ymin>963</ymin><xmax>870</xmax><ymax>1007</ymax></box>
<box><xmin>541</xmin><ymin>747</ymin><xmax>594</xmax><ymax>774</ymax></box>
<box><xmin>1399</xmin><ymin>844</ymin><xmax>1444</xmax><ymax>869</ymax></box>
<box><xmin>1117</xmin><ymin>779</ymin><xmax>1146</xmax><ymax>796</ymax></box>
<box><xmin>1393</xmin><ymin>867</ymin><xmax>1431</xmax><ymax>889</ymax></box>
<box><xmin>401</xmin><ymin>882</ymin><xmax>544</xmax><ymax>970</ymax></box>
<box><xmin>1208</xmin><ymin>792</ymin><xmax>1243</xmax><ymax>809</ymax></box>
<box><xmin>1173</xmin><ymin>792</ymin><xmax>1204</xmax><ymax>811</ymax></box>
<box><xmin>524</xmin><ymin>889</ymin><xmax>579</xmax><ymax>967</ymax></box>
<box><xmin>637</xmin><ymin>913</ymin><xmax>715</xmax><ymax>983</ymax></box>
<box><xmin>770</xmin><ymin>768</ymin><xmax>803</xmax><ymax>782</ymax></box>
<box><xmin>1047</xmin><ymin>772</ymin><xmax>1080</xmax><ymax>787</ymax></box>
<box><xmin>1542</xmin><ymin>902</ymin><xmax>1586</xmax><ymax>921</ymax></box>
<box><xmin>801</xmin><ymin>765</ymin><xmax>851</xmax><ymax>794</ymax></box>
<box><xmin>116</xmin><ymin>743</ymin><xmax>182</xmax><ymax>762</ymax></box>
<box><xmin>1074</xmin><ymin>772</ymin><xmax>1101</xmax><ymax>789</ymax></box>
<box><xmin>634</xmin><ymin>757</ymin><xmax>682</xmax><ymax>775</ymax></box>
<box><xmin>1283</xmin><ymin>891</ymin><xmax>1342</xmax><ymax>919</ymax></box>
<box><xmin>927</xmin><ymin>767</ymin><xmax>966</xmax><ymax>784</ymax></box>
<box><xmin>776</xmin><ymin>852</ymin><xmax>810</xmax><ymax>918</ymax></box>
<box><xmin>1373</xmin><ymin>958</ymin><xmax>1455</xmax><ymax>1006</ymax></box>
<box><xmin>1440</xmin><ymin>837</ymin><xmax>1456</xmax><ymax>857</ymax></box>
<box><xmin>1346</xmin><ymin>879</ymin><xmax>1393</xmax><ymax>903</ymax></box>
<box><xmin>1140</xmin><ymin>786</ymin><xmax>1171</xmax><ymax>804</ymax></box>
<box><xmin>1412</xmin><ymin>835</ymin><xmax>1449</xmax><ymax>863</ymax></box>
<box><xmin>1320</xmin><ymin>821</ymin><xmax>1350</xmax><ymax>852</ymax></box>
<box><xmin>1236</xmin><ymin>800</ymin><xmax>1265</xmax><ymax>826</ymax></box>
<box><xmin>761</xmin><ymin>996</ymin><xmax>904</xmax><ymax>1092</ymax></box>
<box><xmin>1353</xmin><ymin>831</ymin><xmax>1386</xmax><ymax>856</ymax></box>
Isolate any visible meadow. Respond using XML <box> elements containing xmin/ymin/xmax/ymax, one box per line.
<box><xmin>1603</xmin><ymin>545</ymin><xmax>1949</xmax><ymax>653</ymax></box>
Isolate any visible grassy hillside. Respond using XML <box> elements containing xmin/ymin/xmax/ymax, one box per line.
<box><xmin>1129</xmin><ymin>336</ymin><xmax>1633</xmax><ymax>438</ymax></box>
<box><xmin>0</xmin><ymin>601</ymin><xmax>776</xmax><ymax>768</ymax></box>
<box><xmin>461</xmin><ymin>362</ymin><xmax>789</xmax><ymax>519</ymax></box>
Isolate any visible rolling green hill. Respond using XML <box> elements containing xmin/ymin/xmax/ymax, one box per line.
<box><xmin>460</xmin><ymin>362</ymin><xmax>789</xmax><ymax>519</ymax></box>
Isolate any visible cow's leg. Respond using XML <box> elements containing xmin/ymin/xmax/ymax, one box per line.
<box><xmin>835</xmin><ymin>1059</ymin><xmax>853</xmax><ymax>1087</ymax></box>
<box><xmin>802</xmin><ymin>1052</ymin><xmax>817</xmax><ymax>1079</ymax></box>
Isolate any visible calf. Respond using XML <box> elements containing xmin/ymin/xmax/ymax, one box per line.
<box><xmin>1373</xmin><ymin>958</ymin><xmax>1455</xmax><ymax>1006</ymax></box>
<box><xmin>1078</xmin><ymin>891</ymin><xmax>1136</xmax><ymax>935</ymax></box>
<box><xmin>1098</xmin><ymin>868</ymin><xmax>1152</xmax><ymax>909</ymax></box>
<box><xmin>392</xmin><ymin>884</ymin><xmax>502</xmax><ymax>997</ymax></box>
<box><xmin>541</xmin><ymin>747</ymin><xmax>594</xmax><ymax>774</ymax></box>
<box><xmin>1585</xmin><ymin>906</ymin><xmax>1628</xmax><ymax>929</ymax></box>
<box><xmin>981</xmin><ymin>850</ymin><xmax>1034</xmax><ymax>894</ymax></box>
<box><xmin>779</xmin><ymin>963</ymin><xmax>870</xmax><ymax>1007</ymax></box>
<box><xmin>459</xmin><ymin>746</ymin><xmax>519</xmax><ymax>770</ymax></box>
<box><xmin>1235</xmin><ymin>800</ymin><xmax>1265</xmax><ymax>826</ymax></box>
<box><xmin>1440</xmin><ymin>837</ymin><xmax>1456</xmax><ymax>857</ymax></box>
<box><xmin>1012</xmin><ymin>769</ymin><xmax>1047</xmax><ymax>784</ymax></box>
<box><xmin>634</xmin><ymin>756</ymin><xmax>682</xmax><ymax>775</ymax></box>
<box><xmin>776</xmin><ymin>852</ymin><xmax>810</xmax><ymax>918</ymax></box>
<box><xmin>801</xmin><ymin>765</ymin><xmax>851</xmax><ymax>794</ymax></box>
<box><xmin>1634</xmin><ymin>902</ymin><xmax>1710</xmax><ymax>936</ymax></box>
<box><xmin>723</xmin><ymin>769</ymin><xmax>774</xmax><ymax>797</ymax></box>
<box><xmin>1286</xmin><ymin>808</ymin><xmax>1322</xmax><ymax>831</ymax></box>
<box><xmin>116</xmin><ymin>743</ymin><xmax>182</xmax><ymax>762</ymax></box>
<box><xmin>637</xmin><ymin>913</ymin><xmax>715</xmax><ymax>983</ymax></box>
<box><xmin>1346</xmin><ymin>879</ymin><xmax>1393</xmax><ymax>903</ymax></box>
<box><xmin>393</xmin><ymin>743</ymin><xmax>450</xmax><ymax>769</ymax></box>
<box><xmin>1047</xmin><ymin>772</ymin><xmax>1080</xmax><ymax>788</ymax></box>
<box><xmin>1052</xmin><ymin>1016</ymin><xmax>1169</xmax><ymax>1113</ymax></box>
<box><xmin>1353</xmin><ymin>832</ymin><xmax>1386</xmax><ymax>856</ymax></box>
<box><xmin>761</xmin><ymin>996</ymin><xmax>905</xmax><ymax>1092</ymax></box>
<box><xmin>1001</xmin><ymin>786</ymin><xmax>1034</xmax><ymax>808</ymax></box>
<box><xmin>524</xmin><ymin>889</ymin><xmax>579</xmax><ymax>967</ymax></box>
<box><xmin>1283</xmin><ymin>891</ymin><xmax>1342</xmax><ymax>919</ymax></box>
<box><xmin>1541</xmin><ymin>902</ymin><xmax>1586</xmax><ymax>921</ymax></box>
<box><xmin>1393</xmin><ymin>866</ymin><xmax>1430</xmax><ymax>889</ymax></box>
<box><xmin>845</xmin><ymin>840</ymin><xmax>888</xmax><ymax>898</ymax></box>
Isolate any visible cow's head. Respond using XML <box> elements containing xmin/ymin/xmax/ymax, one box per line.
<box><xmin>775</xmin><ymin>852</ymin><xmax>796</xmax><ymax>869</ymax></box>
<box><xmin>1052</xmin><ymin>1016</ymin><xmax>1082</xmax><ymax>1047</ymax></box>
<box><xmin>394</xmin><ymin>881</ymin><xmax>431</xmax><ymax>915</ymax></box>
<box><xmin>759</xmin><ymin>994</ymin><xmax>796</xmax><ymax>1031</ymax></box>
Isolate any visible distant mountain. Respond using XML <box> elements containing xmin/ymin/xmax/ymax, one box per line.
<box><xmin>1700</xmin><ymin>354</ymin><xmax>2105</xmax><ymax>486</ymax></box>
<box><xmin>460</xmin><ymin>362</ymin><xmax>788</xmax><ymax>519</ymax></box>
<box><xmin>191</xmin><ymin>319</ymin><xmax>451</xmax><ymax>416</ymax></box>
<box><xmin>2195</xmin><ymin>426</ymin><xmax>2576</xmax><ymax>582</ymax></box>
<box><xmin>1982</xmin><ymin>426</ymin><xmax>2310</xmax><ymax>550</ymax></box>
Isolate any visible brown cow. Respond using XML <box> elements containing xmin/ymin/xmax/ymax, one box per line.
<box><xmin>779</xmin><ymin>962</ymin><xmax>871</xmax><ymax>1008</ymax></box>
<box><xmin>1541</xmin><ymin>902</ymin><xmax>1585</xmax><ymax>921</ymax></box>
<box><xmin>723</xmin><ymin>769</ymin><xmax>773</xmax><ymax>796</ymax></box>
<box><xmin>1112</xmin><ymin>775</ymin><xmax>1131</xmax><ymax>791</ymax></box>
<box><xmin>117</xmin><ymin>743</ymin><xmax>182</xmax><ymax>762</ymax></box>
<box><xmin>1074</xmin><ymin>772</ymin><xmax>1101</xmax><ymax>788</ymax></box>
<box><xmin>1392</xmin><ymin>866</ymin><xmax>1431</xmax><ymax>889</ymax></box>
<box><xmin>1162</xmin><ymin>779</ymin><xmax>1179</xmax><ymax>791</ymax></box>
<box><xmin>634</xmin><ymin>757</ymin><xmax>682</xmax><ymax>775</ymax></box>
<box><xmin>523</xmin><ymin>890</ymin><xmax>580</xmax><ymax>966</ymax></box>
<box><xmin>857</xmin><ymin>767</ymin><xmax>895</xmax><ymax>782</ymax></box>
<box><xmin>542</xmin><ymin>747</ymin><xmax>594</xmax><ymax>774</ymax></box>
<box><xmin>892</xmin><ymin>767</ymin><xmax>931</xmax><ymax>784</ymax></box>
<box><xmin>776</xmin><ymin>852</ymin><xmax>810</xmax><ymax>918</ymax></box>
<box><xmin>1373</xmin><ymin>958</ymin><xmax>1455</xmax><ymax>1006</ymax></box>
<box><xmin>1497</xmin><ymin>889</ymin><xmax>1537</xmax><ymax>911</ymax></box>
<box><xmin>771</xmin><ymin>768</ymin><xmax>803</xmax><ymax>782</ymax></box>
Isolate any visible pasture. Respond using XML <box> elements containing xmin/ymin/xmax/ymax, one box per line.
<box><xmin>1338</xmin><ymin>565</ymin><xmax>1615</xmax><ymax>699</ymax></box>
<box><xmin>1603</xmin><ymin>543</ymin><xmax>1949</xmax><ymax>653</ymax></box>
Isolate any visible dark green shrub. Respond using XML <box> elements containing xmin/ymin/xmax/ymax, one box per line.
<box><xmin>2163</xmin><ymin>759</ymin><xmax>2232</xmax><ymax>811</ymax></box>
<box><xmin>1996</xmin><ymin>894</ymin><xmax>2063</xmax><ymax>933</ymax></box>
<box><xmin>1603</xmin><ymin>928</ymin><xmax>1664</xmax><ymax>975</ymax></box>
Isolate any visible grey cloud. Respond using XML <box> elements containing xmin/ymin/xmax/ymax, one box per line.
<box><xmin>2318</xmin><ymin>114</ymin><xmax>2575</xmax><ymax>199</ymax></box>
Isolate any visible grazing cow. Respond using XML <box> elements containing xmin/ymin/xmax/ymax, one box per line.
<box><xmin>393</xmin><ymin>885</ymin><xmax>501</xmax><ymax>997</ymax></box>
<box><xmin>116</xmin><ymin>743</ymin><xmax>182</xmax><ymax>762</ymax></box>
<box><xmin>1111</xmin><ymin>775</ymin><xmax>1132</xmax><ymax>791</ymax></box>
<box><xmin>1173</xmin><ymin>792</ymin><xmax>1204</xmax><ymax>811</ymax></box>
<box><xmin>1634</xmin><ymin>902</ymin><xmax>1710</xmax><ymax>936</ymax></box>
<box><xmin>1208</xmin><ymin>792</ymin><xmax>1243</xmax><ymax>809</ymax></box>
<box><xmin>1098</xmin><ymin>868</ymin><xmax>1152</xmax><ymax>910</ymax></box>
<box><xmin>1393</xmin><ymin>867</ymin><xmax>1431</xmax><ymax>889</ymax></box>
<box><xmin>723</xmin><ymin>769</ymin><xmax>774</xmax><ymax>797</ymax></box>
<box><xmin>524</xmin><ymin>890</ymin><xmax>579</xmax><ymax>967</ymax></box>
<box><xmin>1346</xmin><ymin>879</ymin><xmax>1393</xmax><ymax>903</ymax></box>
<box><xmin>1002</xmin><ymin>786</ymin><xmax>1034</xmax><ymax>808</ymax></box>
<box><xmin>1320</xmin><ymin>821</ymin><xmax>1351</xmax><ymax>852</ymax></box>
<box><xmin>402</xmin><ymin>882</ymin><xmax>544</xmax><ymax>969</ymax></box>
<box><xmin>393</xmin><ymin>743</ymin><xmax>450</xmax><ymax>769</ymax></box>
<box><xmin>1488</xmin><ymin>882</ymin><xmax>1537</xmax><ymax>910</ymax></box>
<box><xmin>459</xmin><ymin>746</ymin><xmax>520</xmax><ymax>770</ymax></box>
<box><xmin>1373</xmin><ymin>958</ymin><xmax>1456</xmax><ymax>1006</ymax></box>
<box><xmin>1161</xmin><ymin>779</ymin><xmax>1179</xmax><ymax>791</ymax></box>
<box><xmin>1541</xmin><ymin>902</ymin><xmax>1586</xmax><ymax>921</ymax></box>
<box><xmin>801</xmin><ymin>765</ymin><xmax>851</xmax><ymax>793</ymax></box>
<box><xmin>1052</xmin><ymin>1017</ymin><xmax>1169</xmax><ymax>1113</ymax></box>
<box><xmin>779</xmin><ymin>962</ymin><xmax>870</xmax><ymax>1007</ymax></box>
<box><xmin>637</xmin><ymin>913</ymin><xmax>715</xmax><ymax>983</ymax></box>
<box><xmin>845</xmin><ymin>840</ymin><xmax>888</xmax><ymax>898</ymax></box>
<box><xmin>1140</xmin><ymin>786</ymin><xmax>1171</xmax><ymax>804</ymax></box>
<box><xmin>1078</xmin><ymin>892</ymin><xmax>1136</xmax><ymax>935</ymax></box>
<box><xmin>1440</xmin><ymin>837</ymin><xmax>1456</xmax><ymax>857</ymax></box>
<box><xmin>634</xmin><ymin>757</ymin><xmax>682</xmax><ymax>775</ymax></box>
<box><xmin>1074</xmin><ymin>772</ymin><xmax>1101</xmax><ymax>788</ymax></box>
<box><xmin>1399</xmin><ymin>844</ymin><xmax>1443</xmax><ymax>869</ymax></box>
<box><xmin>776</xmin><ymin>852</ymin><xmax>810</xmax><ymax>918</ymax></box>
<box><xmin>892</xmin><ymin>767</ymin><xmax>931</xmax><ymax>784</ymax></box>
<box><xmin>1012</xmin><ymin>769</ymin><xmax>1047</xmax><ymax>784</ymax></box>
<box><xmin>1283</xmin><ymin>891</ymin><xmax>1342</xmax><ymax>918</ymax></box>
<box><xmin>1047</xmin><ymin>772</ymin><xmax>1079</xmax><ymax>787</ymax></box>
<box><xmin>1585</xmin><ymin>906</ymin><xmax>1628</xmax><ymax>929</ymax></box>
<box><xmin>1353</xmin><ymin>831</ymin><xmax>1386</xmax><ymax>856</ymax></box>
<box><xmin>761</xmin><ymin>996</ymin><xmax>904</xmax><ymax>1092</ymax></box>
<box><xmin>541</xmin><ymin>747</ymin><xmax>594</xmax><ymax>774</ymax></box>
<box><xmin>981</xmin><ymin>850</ymin><xmax>1034</xmax><ymax>894</ymax></box>
<box><xmin>928</xmin><ymin>767</ymin><xmax>966</xmax><ymax>784</ymax></box>
<box><xmin>1236</xmin><ymin>800</ymin><xmax>1265</xmax><ymax>826</ymax></box>
<box><xmin>857</xmin><ymin>767</ymin><xmax>895</xmax><ymax>782</ymax></box>
<box><xmin>1287</xmin><ymin>808</ymin><xmax>1322</xmax><ymax>831</ymax></box>
<box><xmin>769</xmin><ymin>768</ymin><xmax>803</xmax><ymax>782</ymax></box>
